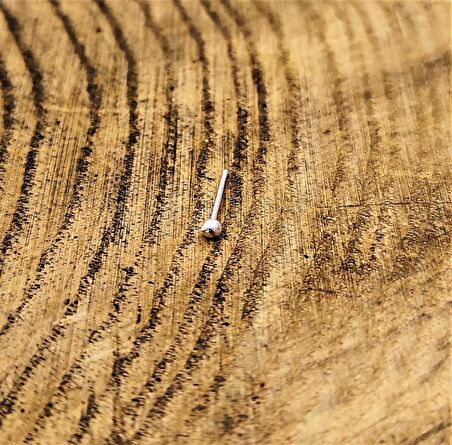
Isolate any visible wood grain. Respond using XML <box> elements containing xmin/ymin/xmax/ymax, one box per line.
<box><xmin>0</xmin><ymin>1</ymin><xmax>450</xmax><ymax>444</ymax></box>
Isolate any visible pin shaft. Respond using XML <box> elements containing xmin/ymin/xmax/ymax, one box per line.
<box><xmin>210</xmin><ymin>169</ymin><xmax>228</xmax><ymax>220</ymax></box>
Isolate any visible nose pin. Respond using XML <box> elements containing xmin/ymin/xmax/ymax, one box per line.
<box><xmin>200</xmin><ymin>169</ymin><xmax>228</xmax><ymax>239</ymax></box>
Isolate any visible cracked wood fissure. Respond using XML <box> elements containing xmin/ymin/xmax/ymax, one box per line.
<box><xmin>0</xmin><ymin>1</ymin><xmax>450</xmax><ymax>444</ymax></box>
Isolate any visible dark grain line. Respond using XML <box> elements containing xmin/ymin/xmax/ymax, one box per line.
<box><xmin>172</xmin><ymin>0</ymin><xmax>214</xmax><ymax>216</ymax></box>
<box><xmin>0</xmin><ymin>0</ymin><xmax>103</xmax><ymax>337</ymax></box>
<box><xmin>200</xmin><ymin>0</ymin><xmax>248</xmax><ymax>206</ymax></box>
<box><xmin>0</xmin><ymin>1</ymin><xmax>46</xmax><ymax>277</ymax></box>
<box><xmin>21</xmin><ymin>1</ymin><xmax>180</xmax><ymax>439</ymax></box>
<box><xmin>346</xmin><ymin>2</ymin><xmax>418</xmax><ymax>283</ymax></box>
<box><xmin>49</xmin><ymin>0</ymin><xmax>101</xmax><ymax>220</ymax></box>
<box><xmin>221</xmin><ymin>0</ymin><xmax>269</xmax><ymax>176</ymax></box>
<box><xmin>105</xmin><ymin>0</ymin><xmax>217</xmax><ymax>405</ymax></box>
<box><xmin>189</xmin><ymin>374</ymin><xmax>226</xmax><ymax>422</ymax></box>
<box><xmin>155</xmin><ymin>0</ymin><xmax>304</xmax><ymax>373</ymax></box>
<box><xmin>296</xmin><ymin>1</ymin><xmax>357</xmax><ymax>294</ymax></box>
<box><xmin>36</xmin><ymin>0</ymin><xmax>218</xmax><ymax>438</ymax></box>
<box><xmin>409</xmin><ymin>420</ymin><xmax>451</xmax><ymax>445</ymax></box>
<box><xmin>0</xmin><ymin>53</ymin><xmax>15</xmax><ymax>190</ymax></box>
<box><xmin>107</xmin><ymin>0</ymin><xmax>217</xmax><ymax>374</ymax></box>
<box><xmin>129</xmin><ymin>217</ymin><xmax>287</xmax><ymax>440</ymax></box>
<box><xmin>252</xmin><ymin>0</ymin><xmax>306</xmax><ymax>191</ymax></box>
<box><xmin>65</xmin><ymin>0</ymin><xmax>139</xmax><ymax>308</ymax></box>
<box><xmin>124</xmin><ymin>222</ymin><xmax>274</xmax><ymax>437</ymax></box>
<box><xmin>28</xmin><ymin>0</ymin><xmax>252</xmax><ymax>438</ymax></box>
<box><xmin>123</xmin><ymin>0</ymin><xmax>279</xmax><ymax>435</ymax></box>
<box><xmin>0</xmin><ymin>324</ymin><xmax>61</xmax><ymax>426</ymax></box>
<box><xmin>0</xmin><ymin>0</ymin><xmax>140</xmax><ymax>428</ymax></box>
<box><xmin>68</xmin><ymin>391</ymin><xmax>99</xmax><ymax>445</ymax></box>
<box><xmin>238</xmin><ymin>0</ymin><xmax>308</xmax><ymax>317</ymax></box>
<box><xmin>94</xmin><ymin>0</ymin><xmax>139</xmax><ymax>239</ymax></box>
<box><xmin>137</xmin><ymin>0</ymin><xmax>178</xmax><ymax>245</ymax></box>
<box><xmin>63</xmin><ymin>0</ymin><xmax>270</xmax><ymax>438</ymax></box>
<box><xmin>332</xmin><ymin>2</ymin><xmax>393</xmax><ymax>283</ymax></box>
<box><xmin>98</xmin><ymin>1</ymin><xmax>225</xmax><ymax>439</ymax></box>
<box><xmin>158</xmin><ymin>1</ymin><xmax>367</xmax><ymax>426</ymax></box>
<box><xmin>120</xmin><ymin>1</ymin><xmax>258</xmax><ymax>416</ymax></box>
<box><xmin>23</xmin><ymin>267</ymin><xmax>135</xmax><ymax>444</ymax></box>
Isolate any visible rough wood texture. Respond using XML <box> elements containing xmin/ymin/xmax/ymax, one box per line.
<box><xmin>0</xmin><ymin>0</ymin><xmax>450</xmax><ymax>444</ymax></box>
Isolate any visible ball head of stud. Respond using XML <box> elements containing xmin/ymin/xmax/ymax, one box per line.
<box><xmin>200</xmin><ymin>219</ymin><xmax>222</xmax><ymax>239</ymax></box>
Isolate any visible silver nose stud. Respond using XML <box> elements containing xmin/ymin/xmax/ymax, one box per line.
<box><xmin>200</xmin><ymin>169</ymin><xmax>228</xmax><ymax>239</ymax></box>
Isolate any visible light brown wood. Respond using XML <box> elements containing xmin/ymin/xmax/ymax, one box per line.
<box><xmin>0</xmin><ymin>0</ymin><xmax>450</xmax><ymax>444</ymax></box>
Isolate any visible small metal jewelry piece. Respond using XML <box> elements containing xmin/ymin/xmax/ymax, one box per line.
<box><xmin>200</xmin><ymin>169</ymin><xmax>228</xmax><ymax>239</ymax></box>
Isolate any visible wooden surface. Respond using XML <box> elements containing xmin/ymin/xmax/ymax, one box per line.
<box><xmin>0</xmin><ymin>0</ymin><xmax>450</xmax><ymax>444</ymax></box>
